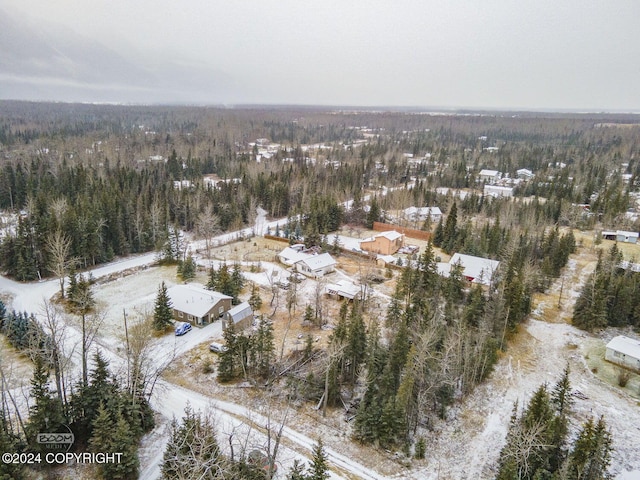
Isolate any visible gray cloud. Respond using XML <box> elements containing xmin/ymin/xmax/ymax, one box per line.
<box><xmin>1</xmin><ymin>0</ymin><xmax>639</xmax><ymax>110</ymax></box>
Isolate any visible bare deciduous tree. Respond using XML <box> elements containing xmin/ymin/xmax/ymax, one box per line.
<box><xmin>46</xmin><ymin>230</ymin><xmax>73</xmax><ymax>299</ymax></box>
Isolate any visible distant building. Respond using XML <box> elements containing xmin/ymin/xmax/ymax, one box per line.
<box><xmin>516</xmin><ymin>168</ymin><xmax>535</xmax><ymax>180</ymax></box>
<box><xmin>360</xmin><ymin>231</ymin><xmax>405</xmax><ymax>255</ymax></box>
<box><xmin>479</xmin><ymin>169</ymin><xmax>501</xmax><ymax>183</ymax></box>
<box><xmin>403</xmin><ymin>206</ymin><xmax>442</xmax><ymax>223</ymax></box>
<box><xmin>437</xmin><ymin>253</ymin><xmax>500</xmax><ymax>286</ymax></box>
<box><xmin>601</xmin><ymin>230</ymin><xmax>639</xmax><ymax>244</ymax></box>
<box><xmin>484</xmin><ymin>185</ymin><xmax>513</xmax><ymax>198</ymax></box>
<box><xmin>605</xmin><ymin>336</ymin><xmax>640</xmax><ymax>372</ymax></box>
<box><xmin>166</xmin><ymin>284</ymin><xmax>232</xmax><ymax>326</ymax></box>
<box><xmin>222</xmin><ymin>301</ymin><xmax>254</xmax><ymax>331</ymax></box>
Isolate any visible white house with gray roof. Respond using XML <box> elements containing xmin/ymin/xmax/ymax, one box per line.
<box><xmin>295</xmin><ymin>252</ymin><xmax>337</xmax><ymax>278</ymax></box>
<box><xmin>605</xmin><ymin>335</ymin><xmax>640</xmax><ymax>372</ymax></box>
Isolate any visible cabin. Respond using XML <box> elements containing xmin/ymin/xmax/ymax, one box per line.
<box><xmin>295</xmin><ymin>252</ymin><xmax>337</xmax><ymax>278</ymax></box>
<box><xmin>605</xmin><ymin>336</ymin><xmax>640</xmax><ymax>373</ymax></box>
<box><xmin>166</xmin><ymin>284</ymin><xmax>232</xmax><ymax>326</ymax></box>
<box><xmin>360</xmin><ymin>231</ymin><xmax>405</xmax><ymax>255</ymax></box>
<box><xmin>221</xmin><ymin>301</ymin><xmax>254</xmax><ymax>331</ymax></box>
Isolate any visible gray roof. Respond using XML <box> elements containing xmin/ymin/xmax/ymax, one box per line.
<box><xmin>606</xmin><ymin>335</ymin><xmax>640</xmax><ymax>360</ymax></box>
<box><xmin>226</xmin><ymin>301</ymin><xmax>253</xmax><ymax>324</ymax></box>
<box><xmin>167</xmin><ymin>284</ymin><xmax>232</xmax><ymax>318</ymax></box>
<box><xmin>297</xmin><ymin>252</ymin><xmax>337</xmax><ymax>271</ymax></box>
<box><xmin>449</xmin><ymin>253</ymin><xmax>500</xmax><ymax>286</ymax></box>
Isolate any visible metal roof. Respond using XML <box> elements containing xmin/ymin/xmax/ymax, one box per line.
<box><xmin>167</xmin><ymin>284</ymin><xmax>232</xmax><ymax>318</ymax></box>
<box><xmin>606</xmin><ymin>335</ymin><xmax>640</xmax><ymax>360</ymax></box>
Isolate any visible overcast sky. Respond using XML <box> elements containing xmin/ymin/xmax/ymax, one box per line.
<box><xmin>2</xmin><ymin>0</ymin><xmax>640</xmax><ymax>110</ymax></box>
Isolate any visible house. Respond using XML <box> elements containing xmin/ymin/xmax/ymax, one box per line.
<box><xmin>221</xmin><ymin>301</ymin><xmax>254</xmax><ymax>331</ymax></box>
<box><xmin>437</xmin><ymin>253</ymin><xmax>500</xmax><ymax>286</ymax></box>
<box><xmin>276</xmin><ymin>245</ymin><xmax>337</xmax><ymax>277</ymax></box>
<box><xmin>605</xmin><ymin>335</ymin><xmax>640</xmax><ymax>373</ymax></box>
<box><xmin>601</xmin><ymin>230</ymin><xmax>639</xmax><ymax>244</ymax></box>
<box><xmin>360</xmin><ymin>231</ymin><xmax>405</xmax><ymax>255</ymax></box>
<box><xmin>403</xmin><ymin>206</ymin><xmax>442</xmax><ymax>223</ymax></box>
<box><xmin>166</xmin><ymin>284</ymin><xmax>232</xmax><ymax>326</ymax></box>
<box><xmin>484</xmin><ymin>185</ymin><xmax>514</xmax><ymax>198</ymax></box>
<box><xmin>295</xmin><ymin>252</ymin><xmax>337</xmax><ymax>278</ymax></box>
<box><xmin>479</xmin><ymin>169</ymin><xmax>501</xmax><ymax>184</ymax></box>
<box><xmin>277</xmin><ymin>244</ymin><xmax>308</xmax><ymax>266</ymax></box>
<box><xmin>325</xmin><ymin>280</ymin><xmax>361</xmax><ymax>300</ymax></box>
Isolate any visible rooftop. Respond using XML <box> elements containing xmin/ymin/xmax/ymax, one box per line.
<box><xmin>167</xmin><ymin>284</ymin><xmax>232</xmax><ymax>318</ymax></box>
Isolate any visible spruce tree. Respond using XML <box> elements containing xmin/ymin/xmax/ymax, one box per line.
<box><xmin>153</xmin><ymin>281</ymin><xmax>174</xmax><ymax>332</ymax></box>
<box><xmin>25</xmin><ymin>357</ymin><xmax>66</xmax><ymax>454</ymax></box>
<box><xmin>248</xmin><ymin>282</ymin><xmax>263</xmax><ymax>311</ymax></box>
<box><xmin>307</xmin><ymin>439</ymin><xmax>330</xmax><ymax>480</ymax></box>
<box><xmin>566</xmin><ymin>416</ymin><xmax>613</xmax><ymax>480</ymax></box>
<box><xmin>177</xmin><ymin>255</ymin><xmax>196</xmax><ymax>280</ymax></box>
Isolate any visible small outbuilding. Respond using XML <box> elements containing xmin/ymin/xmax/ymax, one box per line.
<box><xmin>325</xmin><ymin>279</ymin><xmax>361</xmax><ymax>301</ymax></box>
<box><xmin>601</xmin><ymin>230</ymin><xmax>639</xmax><ymax>244</ymax></box>
<box><xmin>221</xmin><ymin>301</ymin><xmax>254</xmax><ymax>331</ymax></box>
<box><xmin>605</xmin><ymin>335</ymin><xmax>640</xmax><ymax>372</ymax></box>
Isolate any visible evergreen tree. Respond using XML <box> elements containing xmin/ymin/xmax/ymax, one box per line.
<box><xmin>248</xmin><ymin>282</ymin><xmax>263</xmax><ymax>311</ymax></box>
<box><xmin>153</xmin><ymin>281</ymin><xmax>174</xmax><ymax>331</ymax></box>
<box><xmin>307</xmin><ymin>439</ymin><xmax>330</xmax><ymax>480</ymax></box>
<box><xmin>25</xmin><ymin>357</ymin><xmax>66</xmax><ymax>454</ymax></box>
<box><xmin>442</xmin><ymin>202</ymin><xmax>458</xmax><ymax>253</ymax></box>
<box><xmin>0</xmin><ymin>408</ymin><xmax>25</xmax><ymax>480</ymax></box>
<box><xmin>565</xmin><ymin>416</ymin><xmax>613</xmax><ymax>480</ymax></box>
<box><xmin>162</xmin><ymin>405</ymin><xmax>223</xmax><ymax>480</ymax></box>
<box><xmin>432</xmin><ymin>217</ymin><xmax>445</xmax><ymax>247</ymax></box>
<box><xmin>177</xmin><ymin>254</ymin><xmax>196</xmax><ymax>280</ymax></box>
<box><xmin>366</xmin><ymin>196</ymin><xmax>381</xmax><ymax>229</ymax></box>
<box><xmin>217</xmin><ymin>323</ymin><xmax>238</xmax><ymax>382</ymax></box>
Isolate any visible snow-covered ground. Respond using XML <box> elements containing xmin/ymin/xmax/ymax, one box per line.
<box><xmin>2</xmin><ymin>218</ymin><xmax>640</xmax><ymax>479</ymax></box>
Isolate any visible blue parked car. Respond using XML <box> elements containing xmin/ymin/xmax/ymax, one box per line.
<box><xmin>175</xmin><ymin>322</ymin><xmax>192</xmax><ymax>336</ymax></box>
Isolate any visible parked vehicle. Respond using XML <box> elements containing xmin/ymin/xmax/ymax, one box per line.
<box><xmin>175</xmin><ymin>322</ymin><xmax>192</xmax><ymax>336</ymax></box>
<box><xmin>209</xmin><ymin>342</ymin><xmax>228</xmax><ymax>353</ymax></box>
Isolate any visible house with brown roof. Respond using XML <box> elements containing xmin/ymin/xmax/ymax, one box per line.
<box><xmin>359</xmin><ymin>231</ymin><xmax>404</xmax><ymax>255</ymax></box>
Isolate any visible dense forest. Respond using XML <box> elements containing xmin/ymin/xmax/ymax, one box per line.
<box><xmin>1</xmin><ymin>101</ymin><xmax>639</xmax><ymax>479</ymax></box>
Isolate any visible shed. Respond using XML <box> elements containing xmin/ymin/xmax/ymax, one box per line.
<box><xmin>605</xmin><ymin>335</ymin><xmax>640</xmax><ymax>372</ymax></box>
<box><xmin>222</xmin><ymin>301</ymin><xmax>254</xmax><ymax>331</ymax></box>
<box><xmin>325</xmin><ymin>280</ymin><xmax>361</xmax><ymax>300</ymax></box>
<box><xmin>616</xmin><ymin>231</ymin><xmax>639</xmax><ymax>244</ymax></box>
